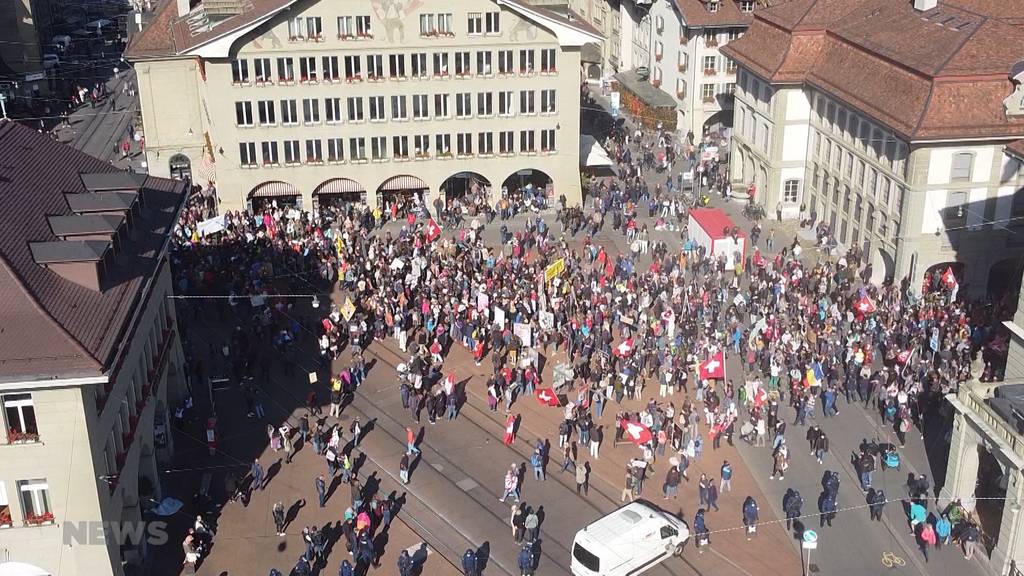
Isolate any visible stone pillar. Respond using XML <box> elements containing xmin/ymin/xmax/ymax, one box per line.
<box><xmin>941</xmin><ymin>408</ymin><xmax>981</xmax><ymax>507</ymax></box>
<box><xmin>992</xmin><ymin>468</ymin><xmax>1024</xmax><ymax>576</ymax></box>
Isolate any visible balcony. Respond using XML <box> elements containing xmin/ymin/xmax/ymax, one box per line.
<box><xmin>953</xmin><ymin>382</ymin><xmax>1024</xmax><ymax>462</ymax></box>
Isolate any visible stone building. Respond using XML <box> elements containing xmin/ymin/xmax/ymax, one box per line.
<box><xmin>721</xmin><ymin>0</ymin><xmax>1024</xmax><ymax>293</ymax></box>
<box><xmin>125</xmin><ymin>0</ymin><xmax>601</xmax><ymax>212</ymax></box>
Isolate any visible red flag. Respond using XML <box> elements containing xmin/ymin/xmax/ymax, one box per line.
<box><xmin>699</xmin><ymin>351</ymin><xmax>725</xmax><ymax>380</ymax></box>
<box><xmin>620</xmin><ymin>419</ymin><xmax>653</xmax><ymax>445</ymax></box>
<box><xmin>425</xmin><ymin>218</ymin><xmax>442</xmax><ymax>242</ymax></box>
<box><xmin>897</xmin><ymin>349</ymin><xmax>913</xmax><ymax>364</ymax></box>
<box><xmin>941</xmin><ymin>266</ymin><xmax>958</xmax><ymax>289</ymax></box>
<box><xmin>536</xmin><ymin>388</ymin><xmax>561</xmax><ymax>407</ymax></box>
<box><xmin>855</xmin><ymin>296</ymin><xmax>876</xmax><ymax>314</ymax></box>
<box><xmin>613</xmin><ymin>337</ymin><xmax>635</xmax><ymax>357</ymax></box>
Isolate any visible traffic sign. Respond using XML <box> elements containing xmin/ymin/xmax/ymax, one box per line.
<box><xmin>802</xmin><ymin>530</ymin><xmax>818</xmax><ymax>550</ymax></box>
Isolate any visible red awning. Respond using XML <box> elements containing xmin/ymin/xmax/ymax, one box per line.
<box><xmin>379</xmin><ymin>175</ymin><xmax>428</xmax><ymax>192</ymax></box>
<box><xmin>249</xmin><ymin>181</ymin><xmax>299</xmax><ymax>198</ymax></box>
<box><xmin>315</xmin><ymin>178</ymin><xmax>365</xmax><ymax>195</ymax></box>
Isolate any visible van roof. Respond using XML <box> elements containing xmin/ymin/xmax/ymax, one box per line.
<box><xmin>576</xmin><ymin>501</ymin><xmax>683</xmax><ymax>565</ymax></box>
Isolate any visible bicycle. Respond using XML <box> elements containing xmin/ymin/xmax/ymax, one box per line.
<box><xmin>881</xmin><ymin>551</ymin><xmax>906</xmax><ymax>568</ymax></box>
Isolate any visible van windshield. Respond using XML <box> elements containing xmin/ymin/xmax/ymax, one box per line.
<box><xmin>573</xmin><ymin>543</ymin><xmax>600</xmax><ymax>572</ymax></box>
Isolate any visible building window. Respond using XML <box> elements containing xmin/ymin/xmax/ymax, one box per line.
<box><xmin>302</xmin><ymin>98</ymin><xmax>320</xmax><ymax>124</ymax></box>
<box><xmin>519</xmin><ymin>49</ymin><xmax>535</xmax><ymax>74</ymax></box>
<box><xmin>703</xmin><ymin>55</ymin><xmax>717</xmax><ymax>74</ymax></box>
<box><xmin>437</xmin><ymin>13</ymin><xmax>453</xmax><ymax>35</ymax></box>
<box><xmin>704</xmin><ymin>31</ymin><xmax>718</xmax><ymax>45</ymax></box>
<box><xmin>454</xmin><ymin>52</ymin><xmax>470</xmax><ymax>76</ymax></box>
<box><xmin>655</xmin><ymin>41</ymin><xmax>663</xmax><ymax>61</ymax></box>
<box><xmin>498</xmin><ymin>50</ymin><xmax>513</xmax><ymax>75</ymax></box>
<box><xmin>433</xmin><ymin>52</ymin><xmax>449</xmax><ymax>76</ymax></box>
<box><xmin>457</xmin><ymin>132</ymin><xmax>473</xmax><ymax>156</ymax></box>
<box><xmin>307</xmin><ymin>16</ymin><xmax>322</xmax><ymax>39</ymax></box>
<box><xmin>701</xmin><ymin>83</ymin><xmax>715</xmax><ymax>102</ymax></box>
<box><xmin>784</xmin><ymin>179</ymin><xmax>800</xmax><ymax>203</ymax></box>
<box><xmin>434</xmin><ymin>93</ymin><xmax>449</xmax><ymax>118</ymax></box>
<box><xmin>323</xmin><ymin>56</ymin><xmax>340</xmax><ymax>81</ymax></box>
<box><xmin>708</xmin><ymin>1</ymin><xmax>719</xmax><ymax>12</ymax></box>
<box><xmin>541</xmin><ymin>129</ymin><xmax>556</xmax><ymax>152</ymax></box>
<box><xmin>393</xmin><ymin>136</ymin><xmax>409</xmax><ymax>159</ymax></box>
<box><xmin>344</xmin><ymin>55</ymin><xmax>361</xmax><ymax>80</ymax></box>
<box><xmin>239</xmin><ymin>142</ymin><xmax>257</xmax><ymax>167</ymax></box>
<box><xmin>338</xmin><ymin>16</ymin><xmax>354</xmax><ymax>37</ymax></box>
<box><xmin>235</xmin><ymin>101</ymin><xmax>253</xmax><ymax>126</ymax></box>
<box><xmin>436</xmin><ymin>133</ymin><xmax>451</xmax><ymax>156</ymax></box>
<box><xmin>3</xmin><ymin>394</ymin><xmax>38</xmax><ymax>442</ymax></box>
<box><xmin>288</xmin><ymin>16</ymin><xmax>304</xmax><ymax>39</ymax></box>
<box><xmin>391</xmin><ymin>95</ymin><xmax>408</xmax><ymax>120</ymax></box>
<box><xmin>355</xmin><ymin>15</ymin><xmax>372</xmax><ymax>37</ymax></box>
<box><xmin>740</xmin><ymin>0</ymin><xmax>755</xmax><ymax>13</ymax></box>
<box><xmin>283</xmin><ymin>140</ymin><xmax>300</xmax><ymax>164</ymax></box>
<box><xmin>540</xmin><ymin>89</ymin><xmax>556</xmax><ymax>114</ymax></box>
<box><xmin>350</xmin><ymin>137</ymin><xmax>367</xmax><ymax>161</ymax></box>
<box><xmin>276</xmin><ymin>57</ymin><xmax>294</xmax><ymax>82</ymax></box>
<box><xmin>498</xmin><ymin>91</ymin><xmax>514</xmax><ymax>116</ymax></box>
<box><xmin>280</xmin><ymin>99</ymin><xmax>298</xmax><ymax>124</ymax></box>
<box><xmin>368</xmin><ymin>96</ymin><xmax>386</xmax><ymax>121</ymax></box>
<box><xmin>253</xmin><ymin>58</ymin><xmax>271</xmax><ymax>83</ymax></box>
<box><xmin>231</xmin><ymin>59</ymin><xmax>249</xmax><ymax>83</ymax></box>
<box><xmin>540</xmin><ymin>49</ymin><xmax>556</xmax><ymax>73</ymax></box>
<box><xmin>951</xmin><ymin>152</ymin><xmax>973</xmax><ymax>182</ymax></box>
<box><xmin>456</xmin><ymin>93</ymin><xmax>472</xmax><ymax>118</ymax></box>
<box><xmin>327</xmin><ymin>138</ymin><xmax>344</xmax><ymax>162</ymax></box>
<box><xmin>414</xmin><ymin>134</ymin><xmax>430</xmax><ymax>157</ymax></box>
<box><xmin>389</xmin><ymin>54</ymin><xmax>406</xmax><ymax>78</ymax></box>
<box><xmin>367</xmin><ymin>54</ymin><xmax>384</xmax><ymax>79</ymax></box>
<box><xmin>476</xmin><ymin>51</ymin><xmax>492</xmax><ymax>76</ymax></box>
<box><xmin>258</xmin><ymin>100</ymin><xmax>275</xmax><ymax>125</ymax></box>
<box><xmin>676</xmin><ymin>78</ymin><xmax>687</xmax><ymax>99</ymax></box>
<box><xmin>298</xmin><ymin>57</ymin><xmax>317</xmax><ymax>82</ymax></box>
<box><xmin>305</xmin><ymin>139</ymin><xmax>322</xmax><ymax>163</ymax></box>
<box><xmin>468</xmin><ymin>12</ymin><xmax>483</xmax><ymax>35</ymax></box>
<box><xmin>727</xmin><ymin>29</ymin><xmax>741</xmax><ymax>42</ymax></box>
<box><xmin>520</xmin><ymin>130</ymin><xmax>536</xmax><ymax>153</ymax></box>
<box><xmin>412</xmin><ymin>94</ymin><xmax>429</xmax><ymax>119</ymax></box>
<box><xmin>18</xmin><ymin>480</ymin><xmax>51</xmax><ymax>522</ymax></box>
<box><xmin>411</xmin><ymin>53</ymin><xmax>427</xmax><ymax>78</ymax></box>
<box><xmin>261</xmin><ymin>141</ymin><xmax>278</xmax><ymax>165</ymax></box>
<box><xmin>477</xmin><ymin>92</ymin><xmax>493</xmax><ymax>117</ymax></box>
<box><xmin>519</xmin><ymin>90</ymin><xmax>535</xmax><ymax>115</ymax></box>
<box><xmin>325</xmin><ymin>98</ymin><xmax>342</xmax><ymax>124</ymax></box>
<box><xmin>478</xmin><ymin>132</ymin><xmax>493</xmax><ymax>155</ymax></box>
<box><xmin>946</xmin><ymin>190</ymin><xmax>968</xmax><ymax>221</ymax></box>
<box><xmin>420</xmin><ymin>13</ymin><xmax>435</xmax><ymax>36</ymax></box>
<box><xmin>485</xmin><ymin>12</ymin><xmax>500</xmax><ymax>34</ymax></box>
<box><xmin>0</xmin><ymin>481</ymin><xmax>11</xmax><ymax>527</ymax></box>
<box><xmin>371</xmin><ymin>136</ymin><xmax>387</xmax><ymax>160</ymax></box>
<box><xmin>499</xmin><ymin>130</ymin><xmax>514</xmax><ymax>154</ymax></box>
<box><xmin>347</xmin><ymin>97</ymin><xmax>364</xmax><ymax>122</ymax></box>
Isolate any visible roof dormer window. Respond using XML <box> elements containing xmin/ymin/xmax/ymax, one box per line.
<box><xmin>740</xmin><ymin>0</ymin><xmax>755</xmax><ymax>13</ymax></box>
<box><xmin>708</xmin><ymin>0</ymin><xmax>720</xmax><ymax>13</ymax></box>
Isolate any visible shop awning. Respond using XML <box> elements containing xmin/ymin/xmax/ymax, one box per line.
<box><xmin>613</xmin><ymin>70</ymin><xmax>677</xmax><ymax>109</ymax></box>
<box><xmin>249</xmin><ymin>181</ymin><xmax>299</xmax><ymax>198</ymax></box>
<box><xmin>315</xmin><ymin>178</ymin><xmax>365</xmax><ymax>195</ymax></box>
<box><xmin>580</xmin><ymin>135</ymin><xmax>614</xmax><ymax>167</ymax></box>
<box><xmin>379</xmin><ymin>175</ymin><xmax>428</xmax><ymax>192</ymax></box>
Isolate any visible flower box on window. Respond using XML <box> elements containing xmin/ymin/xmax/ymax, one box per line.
<box><xmin>357</xmin><ymin>32</ymin><xmax>372</xmax><ymax>39</ymax></box>
<box><xmin>423</xmin><ymin>30</ymin><xmax>438</xmax><ymax>37</ymax></box>
<box><xmin>24</xmin><ymin>512</ymin><xmax>54</xmax><ymax>526</ymax></box>
<box><xmin>437</xmin><ymin>152</ymin><xmax>453</xmax><ymax>159</ymax></box>
<box><xmin>703</xmin><ymin>69</ymin><xmax>716</xmax><ymax>76</ymax></box>
<box><xmin>311</xmin><ymin>34</ymin><xmax>324</xmax><ymax>42</ymax></box>
<box><xmin>346</xmin><ymin>74</ymin><xmax>362</xmax><ymax>83</ymax></box>
<box><xmin>541</xmin><ymin>67</ymin><xmax>556</xmax><ymax>74</ymax></box>
<box><xmin>7</xmin><ymin>429</ymin><xmax>40</xmax><ymax>444</ymax></box>
<box><xmin>367</xmin><ymin>74</ymin><xmax>383</xmax><ymax>82</ymax></box>
<box><xmin>414</xmin><ymin>152</ymin><xmax>429</xmax><ymax>159</ymax></box>
<box><xmin>442</xmin><ymin>31</ymin><xmax>455</xmax><ymax>37</ymax></box>
<box><xmin>726</xmin><ymin>67</ymin><xmax>737</xmax><ymax>74</ymax></box>
<box><xmin>338</xmin><ymin>33</ymin><xmax>355</xmax><ymax>40</ymax></box>
<box><xmin>436</xmin><ymin>71</ymin><xmax>449</xmax><ymax>78</ymax></box>
<box><xmin>678</xmin><ymin>63</ymin><xmax>688</xmax><ymax>72</ymax></box>
<box><xmin>288</xmin><ymin>35</ymin><xmax>302</xmax><ymax>41</ymax></box>
<box><xmin>0</xmin><ymin>508</ymin><xmax>12</xmax><ymax>527</ymax></box>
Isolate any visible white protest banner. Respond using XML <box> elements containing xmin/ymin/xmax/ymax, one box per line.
<box><xmin>514</xmin><ymin>322</ymin><xmax>532</xmax><ymax>347</ymax></box>
<box><xmin>494</xmin><ymin>307</ymin><xmax>506</xmax><ymax>328</ymax></box>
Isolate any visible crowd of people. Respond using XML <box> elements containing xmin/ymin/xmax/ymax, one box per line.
<box><xmin>166</xmin><ymin>111</ymin><xmax>1006</xmax><ymax>574</ymax></box>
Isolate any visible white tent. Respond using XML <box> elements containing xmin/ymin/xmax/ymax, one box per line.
<box><xmin>0</xmin><ymin>562</ymin><xmax>50</xmax><ymax>576</ymax></box>
<box><xmin>579</xmin><ymin>135</ymin><xmax>614</xmax><ymax>167</ymax></box>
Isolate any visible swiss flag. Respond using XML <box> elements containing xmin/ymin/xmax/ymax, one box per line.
<box><xmin>536</xmin><ymin>388</ymin><xmax>561</xmax><ymax>407</ymax></box>
<box><xmin>620</xmin><ymin>419</ymin><xmax>653</xmax><ymax>445</ymax></box>
<box><xmin>425</xmin><ymin>218</ymin><xmax>442</xmax><ymax>242</ymax></box>
<box><xmin>855</xmin><ymin>296</ymin><xmax>876</xmax><ymax>314</ymax></box>
<box><xmin>613</xmin><ymin>337</ymin><xmax>635</xmax><ymax>357</ymax></box>
<box><xmin>941</xmin><ymin>266</ymin><xmax>958</xmax><ymax>290</ymax></box>
<box><xmin>897</xmin><ymin>349</ymin><xmax>913</xmax><ymax>364</ymax></box>
<box><xmin>699</xmin><ymin>351</ymin><xmax>725</xmax><ymax>380</ymax></box>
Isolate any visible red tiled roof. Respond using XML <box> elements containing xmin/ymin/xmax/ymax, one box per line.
<box><xmin>0</xmin><ymin>120</ymin><xmax>187</xmax><ymax>381</ymax></box>
<box><xmin>124</xmin><ymin>0</ymin><xmax>180</xmax><ymax>59</ymax></box>
<box><xmin>671</xmin><ymin>0</ymin><xmax>755</xmax><ymax>28</ymax></box>
<box><xmin>722</xmin><ymin>0</ymin><xmax>1024</xmax><ymax>140</ymax></box>
<box><xmin>1007</xmin><ymin>139</ymin><xmax>1024</xmax><ymax>162</ymax></box>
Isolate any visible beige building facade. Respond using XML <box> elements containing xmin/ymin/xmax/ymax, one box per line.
<box><xmin>128</xmin><ymin>0</ymin><xmax>601</xmax><ymax>212</ymax></box>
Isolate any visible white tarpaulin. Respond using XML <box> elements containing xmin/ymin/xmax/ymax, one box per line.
<box><xmin>580</xmin><ymin>135</ymin><xmax>614</xmax><ymax>167</ymax></box>
<box><xmin>196</xmin><ymin>214</ymin><xmax>225</xmax><ymax>236</ymax></box>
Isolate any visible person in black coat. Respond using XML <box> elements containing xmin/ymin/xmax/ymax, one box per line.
<box><xmin>783</xmin><ymin>489</ymin><xmax>803</xmax><ymax>531</ymax></box>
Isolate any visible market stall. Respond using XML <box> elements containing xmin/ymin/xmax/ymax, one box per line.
<box><xmin>687</xmin><ymin>208</ymin><xmax>746</xmax><ymax>270</ymax></box>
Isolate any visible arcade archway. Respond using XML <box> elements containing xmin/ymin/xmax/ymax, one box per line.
<box><xmin>248</xmin><ymin>181</ymin><xmax>300</xmax><ymax>211</ymax></box>
<box><xmin>314</xmin><ymin>178</ymin><xmax>366</xmax><ymax>209</ymax></box>
<box><xmin>377</xmin><ymin>175</ymin><xmax>429</xmax><ymax>215</ymax></box>
<box><xmin>169</xmin><ymin>153</ymin><xmax>191</xmax><ymax>181</ymax></box>
<box><xmin>501</xmin><ymin>169</ymin><xmax>553</xmax><ymax>208</ymax></box>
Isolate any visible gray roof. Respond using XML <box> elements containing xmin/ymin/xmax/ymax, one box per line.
<box><xmin>79</xmin><ymin>171</ymin><xmax>147</xmax><ymax>192</ymax></box>
<box><xmin>29</xmin><ymin>240</ymin><xmax>111</xmax><ymax>264</ymax></box>
<box><xmin>65</xmin><ymin>191</ymin><xmax>138</xmax><ymax>213</ymax></box>
<box><xmin>614</xmin><ymin>70</ymin><xmax>679</xmax><ymax>109</ymax></box>
<box><xmin>48</xmin><ymin>214</ymin><xmax>124</xmax><ymax>237</ymax></box>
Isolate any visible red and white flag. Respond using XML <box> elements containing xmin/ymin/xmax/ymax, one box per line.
<box><xmin>425</xmin><ymin>218</ymin><xmax>442</xmax><ymax>242</ymax></box>
<box><xmin>941</xmin><ymin>266</ymin><xmax>958</xmax><ymax>290</ymax></box>
<box><xmin>536</xmin><ymin>388</ymin><xmax>561</xmax><ymax>407</ymax></box>
<box><xmin>613</xmin><ymin>337</ymin><xmax>635</xmax><ymax>357</ymax></box>
<box><xmin>855</xmin><ymin>296</ymin><xmax>876</xmax><ymax>314</ymax></box>
<box><xmin>699</xmin><ymin>351</ymin><xmax>725</xmax><ymax>380</ymax></box>
<box><xmin>897</xmin><ymin>349</ymin><xmax>913</xmax><ymax>365</ymax></box>
<box><xmin>620</xmin><ymin>419</ymin><xmax>653</xmax><ymax>445</ymax></box>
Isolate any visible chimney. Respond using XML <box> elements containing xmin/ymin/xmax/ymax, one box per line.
<box><xmin>177</xmin><ymin>0</ymin><xmax>192</xmax><ymax>17</ymax></box>
<box><xmin>914</xmin><ymin>0</ymin><xmax>937</xmax><ymax>11</ymax></box>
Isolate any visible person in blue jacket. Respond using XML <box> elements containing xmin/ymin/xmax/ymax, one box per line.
<box><xmin>518</xmin><ymin>543</ymin><xmax>535</xmax><ymax>576</ymax></box>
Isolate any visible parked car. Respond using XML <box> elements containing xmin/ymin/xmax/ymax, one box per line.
<box><xmin>571</xmin><ymin>501</ymin><xmax>689</xmax><ymax>576</ymax></box>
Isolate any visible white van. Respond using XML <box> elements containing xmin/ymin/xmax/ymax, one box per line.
<box><xmin>571</xmin><ymin>501</ymin><xmax>689</xmax><ymax>576</ymax></box>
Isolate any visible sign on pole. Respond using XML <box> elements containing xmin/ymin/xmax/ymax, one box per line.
<box><xmin>801</xmin><ymin>530</ymin><xmax>818</xmax><ymax>550</ymax></box>
<box><xmin>340</xmin><ymin>297</ymin><xmax>356</xmax><ymax>320</ymax></box>
<box><xmin>545</xmin><ymin>258</ymin><xmax>565</xmax><ymax>283</ymax></box>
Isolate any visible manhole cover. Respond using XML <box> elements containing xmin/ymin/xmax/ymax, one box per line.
<box><xmin>456</xmin><ymin>478</ymin><xmax>479</xmax><ymax>492</ymax></box>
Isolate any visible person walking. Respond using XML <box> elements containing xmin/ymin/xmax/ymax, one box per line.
<box><xmin>350</xmin><ymin>418</ymin><xmax>363</xmax><ymax>447</ymax></box>
<box><xmin>818</xmin><ymin>491</ymin><xmax>837</xmax><ymax>528</ymax></box>
<box><xmin>560</xmin><ymin>442</ymin><xmax>576</xmax><ymax>473</ymax></box>
<box><xmin>462</xmin><ymin>548</ymin><xmax>479</xmax><ymax>576</ymax></box>
<box><xmin>867</xmin><ymin>489</ymin><xmax>885</xmax><ymax>521</ymax></box>
<box><xmin>499</xmin><ymin>465</ymin><xmax>520</xmax><ymax>503</ymax></box>
<box><xmin>531</xmin><ymin>448</ymin><xmax>545</xmax><ymax>481</ymax></box>
<box><xmin>400</xmin><ymin>453</ymin><xmax>411</xmax><ymax>484</ymax></box>
<box><xmin>742</xmin><ymin>496</ymin><xmax>759</xmax><ymax>539</ymax></box>
<box><xmin>575</xmin><ymin>461</ymin><xmax>589</xmax><ymax>496</ymax></box>
<box><xmin>909</xmin><ymin>501</ymin><xmax>927</xmax><ymax>533</ymax></box>
<box><xmin>282</xmin><ymin>427</ymin><xmax>294</xmax><ymax>464</ymax></box>
<box><xmin>397</xmin><ymin>550</ymin><xmax>413</xmax><ymax>576</ymax></box>
<box><xmin>251</xmin><ymin>458</ymin><xmax>265</xmax><ymax>492</ymax></box>
<box><xmin>783</xmin><ymin>489</ymin><xmax>803</xmax><ymax>531</ymax></box>
<box><xmin>814</xmin><ymin>430</ymin><xmax>829</xmax><ymax>464</ymax></box>
<box><xmin>720</xmin><ymin>460</ymin><xmax>733</xmax><ymax>493</ymax></box>
<box><xmin>272</xmin><ymin>501</ymin><xmax>286</xmax><ymax>536</ymax></box>
<box><xmin>621</xmin><ymin>467</ymin><xmax>636</xmax><ymax>503</ymax></box>
<box><xmin>511</xmin><ymin>504</ymin><xmax>525</xmax><ymax>543</ymax></box>
<box><xmin>935</xmin><ymin>514</ymin><xmax>952</xmax><ymax>548</ymax></box>
<box><xmin>663</xmin><ymin>465</ymin><xmax>681</xmax><ymax>500</ymax></box>
<box><xmin>698</xmin><ymin>474</ymin><xmax>710</xmax><ymax>507</ymax></box>
<box><xmin>504</xmin><ymin>413</ymin><xmax>518</xmax><ymax>445</ymax></box>
<box><xmin>524</xmin><ymin>507</ymin><xmax>540</xmax><ymax>542</ymax></box>
<box><xmin>918</xmin><ymin>522</ymin><xmax>937</xmax><ymax>562</ymax></box>
<box><xmin>694</xmin><ymin>509</ymin><xmax>709</xmax><ymax>550</ymax></box>
<box><xmin>315</xmin><ymin>474</ymin><xmax>327</xmax><ymax>508</ymax></box>
<box><xmin>406</xmin><ymin>426</ymin><xmax>420</xmax><ymax>455</ymax></box>
<box><xmin>518</xmin><ymin>543</ymin><xmax>535</xmax><ymax>576</ymax></box>
<box><xmin>707</xmin><ymin>479</ymin><xmax>720</xmax><ymax>512</ymax></box>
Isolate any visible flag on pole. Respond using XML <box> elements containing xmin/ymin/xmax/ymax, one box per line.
<box><xmin>425</xmin><ymin>218</ymin><xmax>442</xmax><ymax>242</ymax></box>
<box><xmin>620</xmin><ymin>419</ymin><xmax>653</xmax><ymax>445</ymax></box>
<box><xmin>942</xmin><ymin>266</ymin><xmax>960</xmax><ymax>302</ymax></box>
<box><xmin>854</xmin><ymin>295</ymin><xmax>876</xmax><ymax>314</ymax></box>
<box><xmin>897</xmin><ymin>349</ymin><xmax>913</xmax><ymax>365</ymax></box>
<box><xmin>536</xmin><ymin>388</ymin><xmax>561</xmax><ymax>407</ymax></box>
<box><xmin>613</xmin><ymin>337</ymin><xmax>635</xmax><ymax>357</ymax></box>
<box><xmin>698</xmin><ymin>351</ymin><xmax>725</xmax><ymax>380</ymax></box>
